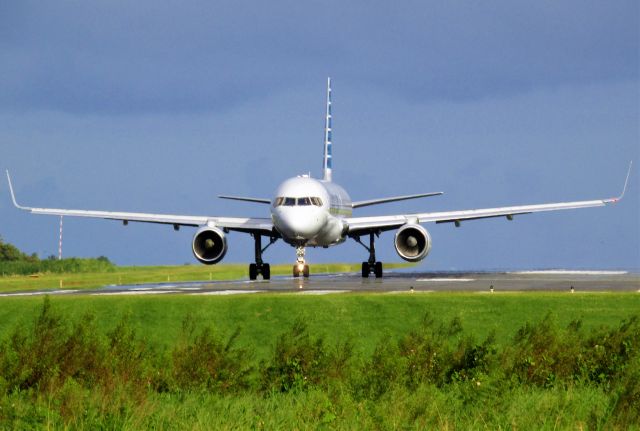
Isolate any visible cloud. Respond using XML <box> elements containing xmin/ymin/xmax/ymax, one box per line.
<box><xmin>0</xmin><ymin>1</ymin><xmax>636</xmax><ymax>114</ymax></box>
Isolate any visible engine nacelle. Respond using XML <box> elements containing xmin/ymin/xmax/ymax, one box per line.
<box><xmin>192</xmin><ymin>227</ymin><xmax>228</xmax><ymax>264</ymax></box>
<box><xmin>394</xmin><ymin>224</ymin><xmax>432</xmax><ymax>262</ymax></box>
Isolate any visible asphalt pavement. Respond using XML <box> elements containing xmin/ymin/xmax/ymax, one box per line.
<box><xmin>1</xmin><ymin>270</ymin><xmax>637</xmax><ymax>297</ymax></box>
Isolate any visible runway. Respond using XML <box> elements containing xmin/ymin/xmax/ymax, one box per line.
<box><xmin>0</xmin><ymin>270</ymin><xmax>638</xmax><ymax>297</ymax></box>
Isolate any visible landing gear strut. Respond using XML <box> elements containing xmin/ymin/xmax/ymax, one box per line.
<box><xmin>249</xmin><ymin>234</ymin><xmax>277</xmax><ymax>280</ymax></box>
<box><xmin>353</xmin><ymin>232</ymin><xmax>383</xmax><ymax>278</ymax></box>
<box><xmin>292</xmin><ymin>246</ymin><xmax>309</xmax><ymax>278</ymax></box>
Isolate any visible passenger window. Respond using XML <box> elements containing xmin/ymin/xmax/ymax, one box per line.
<box><xmin>284</xmin><ymin>197</ymin><xmax>296</xmax><ymax>206</ymax></box>
<box><xmin>298</xmin><ymin>197</ymin><xmax>311</xmax><ymax>206</ymax></box>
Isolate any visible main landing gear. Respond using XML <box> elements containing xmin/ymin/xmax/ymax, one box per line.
<box><xmin>292</xmin><ymin>246</ymin><xmax>310</xmax><ymax>278</ymax></box>
<box><xmin>249</xmin><ymin>234</ymin><xmax>277</xmax><ymax>280</ymax></box>
<box><xmin>353</xmin><ymin>232</ymin><xmax>383</xmax><ymax>278</ymax></box>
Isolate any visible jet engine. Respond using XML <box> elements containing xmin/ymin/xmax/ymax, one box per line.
<box><xmin>192</xmin><ymin>227</ymin><xmax>228</xmax><ymax>264</ymax></box>
<box><xmin>394</xmin><ymin>224</ymin><xmax>431</xmax><ymax>262</ymax></box>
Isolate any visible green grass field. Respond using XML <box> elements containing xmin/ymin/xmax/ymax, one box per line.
<box><xmin>1</xmin><ymin>292</ymin><xmax>638</xmax><ymax>357</ymax></box>
<box><xmin>0</xmin><ymin>262</ymin><xmax>412</xmax><ymax>292</ymax></box>
<box><xmin>0</xmin><ymin>293</ymin><xmax>638</xmax><ymax>429</ymax></box>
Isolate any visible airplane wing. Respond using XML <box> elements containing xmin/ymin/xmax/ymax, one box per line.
<box><xmin>6</xmin><ymin>171</ymin><xmax>275</xmax><ymax>236</ymax></box>
<box><xmin>346</xmin><ymin>163</ymin><xmax>631</xmax><ymax>235</ymax></box>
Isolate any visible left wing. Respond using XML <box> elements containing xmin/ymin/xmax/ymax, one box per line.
<box><xmin>6</xmin><ymin>171</ymin><xmax>275</xmax><ymax>235</ymax></box>
<box><xmin>346</xmin><ymin>163</ymin><xmax>631</xmax><ymax>234</ymax></box>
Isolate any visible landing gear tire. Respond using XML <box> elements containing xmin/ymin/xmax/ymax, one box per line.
<box><xmin>374</xmin><ymin>261</ymin><xmax>383</xmax><ymax>278</ymax></box>
<box><xmin>249</xmin><ymin>263</ymin><xmax>271</xmax><ymax>280</ymax></box>
<box><xmin>362</xmin><ymin>262</ymin><xmax>370</xmax><ymax>278</ymax></box>
<box><xmin>362</xmin><ymin>261</ymin><xmax>383</xmax><ymax>278</ymax></box>
<box><xmin>293</xmin><ymin>264</ymin><xmax>310</xmax><ymax>278</ymax></box>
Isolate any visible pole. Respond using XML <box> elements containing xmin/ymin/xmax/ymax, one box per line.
<box><xmin>58</xmin><ymin>216</ymin><xmax>63</xmax><ymax>260</ymax></box>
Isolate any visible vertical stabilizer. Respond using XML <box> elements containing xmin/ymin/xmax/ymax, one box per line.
<box><xmin>322</xmin><ymin>77</ymin><xmax>333</xmax><ymax>182</ymax></box>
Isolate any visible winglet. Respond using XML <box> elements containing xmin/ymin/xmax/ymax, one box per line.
<box><xmin>5</xmin><ymin>170</ymin><xmax>28</xmax><ymax>210</ymax></box>
<box><xmin>605</xmin><ymin>161</ymin><xmax>632</xmax><ymax>204</ymax></box>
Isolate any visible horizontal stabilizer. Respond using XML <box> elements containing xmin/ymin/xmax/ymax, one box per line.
<box><xmin>352</xmin><ymin>192</ymin><xmax>443</xmax><ymax>209</ymax></box>
<box><xmin>218</xmin><ymin>195</ymin><xmax>271</xmax><ymax>204</ymax></box>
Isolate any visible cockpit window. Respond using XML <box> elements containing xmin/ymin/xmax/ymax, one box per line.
<box><xmin>274</xmin><ymin>197</ymin><xmax>324</xmax><ymax>207</ymax></box>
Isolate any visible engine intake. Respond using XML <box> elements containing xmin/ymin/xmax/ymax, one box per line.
<box><xmin>192</xmin><ymin>227</ymin><xmax>228</xmax><ymax>264</ymax></box>
<box><xmin>394</xmin><ymin>224</ymin><xmax>431</xmax><ymax>262</ymax></box>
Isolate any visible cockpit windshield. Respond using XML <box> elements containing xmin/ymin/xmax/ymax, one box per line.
<box><xmin>274</xmin><ymin>197</ymin><xmax>323</xmax><ymax>207</ymax></box>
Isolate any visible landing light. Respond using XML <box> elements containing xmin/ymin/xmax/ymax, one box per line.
<box><xmin>298</xmin><ymin>263</ymin><xmax>305</xmax><ymax>271</ymax></box>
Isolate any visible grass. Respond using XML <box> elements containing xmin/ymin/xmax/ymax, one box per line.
<box><xmin>0</xmin><ymin>292</ymin><xmax>637</xmax><ymax>359</ymax></box>
<box><xmin>0</xmin><ymin>262</ymin><xmax>413</xmax><ymax>292</ymax></box>
<box><xmin>0</xmin><ymin>293</ymin><xmax>637</xmax><ymax>429</ymax></box>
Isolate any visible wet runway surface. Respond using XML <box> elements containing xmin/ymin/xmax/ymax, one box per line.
<box><xmin>1</xmin><ymin>270</ymin><xmax>638</xmax><ymax>297</ymax></box>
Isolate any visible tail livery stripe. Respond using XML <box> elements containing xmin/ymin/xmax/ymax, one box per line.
<box><xmin>323</xmin><ymin>77</ymin><xmax>333</xmax><ymax>181</ymax></box>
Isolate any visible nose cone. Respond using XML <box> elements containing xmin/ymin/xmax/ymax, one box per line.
<box><xmin>274</xmin><ymin>207</ymin><xmax>326</xmax><ymax>240</ymax></box>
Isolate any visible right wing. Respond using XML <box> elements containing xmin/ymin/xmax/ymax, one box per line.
<box><xmin>346</xmin><ymin>162</ymin><xmax>631</xmax><ymax>234</ymax></box>
<box><xmin>6</xmin><ymin>171</ymin><xmax>275</xmax><ymax>236</ymax></box>
<box><xmin>346</xmin><ymin>198</ymin><xmax>614</xmax><ymax>234</ymax></box>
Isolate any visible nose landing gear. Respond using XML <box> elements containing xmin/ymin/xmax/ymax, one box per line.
<box><xmin>353</xmin><ymin>232</ymin><xmax>383</xmax><ymax>278</ymax></box>
<box><xmin>292</xmin><ymin>246</ymin><xmax>310</xmax><ymax>278</ymax></box>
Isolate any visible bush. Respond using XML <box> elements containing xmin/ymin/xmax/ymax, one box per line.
<box><xmin>0</xmin><ymin>298</ymin><xmax>637</xmax><ymax>429</ymax></box>
<box><xmin>582</xmin><ymin>316</ymin><xmax>640</xmax><ymax>386</ymax></box>
<box><xmin>0</xmin><ymin>296</ymin><xmax>69</xmax><ymax>391</ymax></box>
<box><xmin>353</xmin><ymin>338</ymin><xmax>402</xmax><ymax>400</ymax></box>
<box><xmin>354</xmin><ymin>314</ymin><xmax>497</xmax><ymax>399</ymax></box>
<box><xmin>0</xmin><ymin>237</ymin><xmax>37</xmax><ymax>262</ymax></box>
<box><xmin>504</xmin><ymin>313</ymin><xmax>585</xmax><ymax>387</ymax></box>
<box><xmin>260</xmin><ymin>319</ymin><xmax>353</xmax><ymax>393</ymax></box>
<box><xmin>172</xmin><ymin>316</ymin><xmax>252</xmax><ymax>393</ymax></box>
<box><xmin>0</xmin><ymin>237</ymin><xmax>115</xmax><ymax>275</ymax></box>
<box><xmin>0</xmin><ymin>257</ymin><xmax>115</xmax><ymax>276</ymax></box>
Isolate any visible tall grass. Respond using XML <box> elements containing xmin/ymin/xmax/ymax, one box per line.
<box><xmin>0</xmin><ymin>297</ymin><xmax>637</xmax><ymax>429</ymax></box>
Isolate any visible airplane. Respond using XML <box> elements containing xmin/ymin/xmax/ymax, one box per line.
<box><xmin>6</xmin><ymin>78</ymin><xmax>632</xmax><ymax>280</ymax></box>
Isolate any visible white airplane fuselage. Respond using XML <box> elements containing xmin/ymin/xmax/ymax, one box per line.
<box><xmin>271</xmin><ymin>176</ymin><xmax>351</xmax><ymax>247</ymax></box>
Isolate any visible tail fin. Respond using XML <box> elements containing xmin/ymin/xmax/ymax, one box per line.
<box><xmin>322</xmin><ymin>77</ymin><xmax>333</xmax><ymax>182</ymax></box>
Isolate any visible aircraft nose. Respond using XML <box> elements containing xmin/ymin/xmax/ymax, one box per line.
<box><xmin>277</xmin><ymin>208</ymin><xmax>325</xmax><ymax>239</ymax></box>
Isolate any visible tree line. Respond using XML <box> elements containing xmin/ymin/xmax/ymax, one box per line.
<box><xmin>0</xmin><ymin>237</ymin><xmax>113</xmax><ymax>275</ymax></box>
